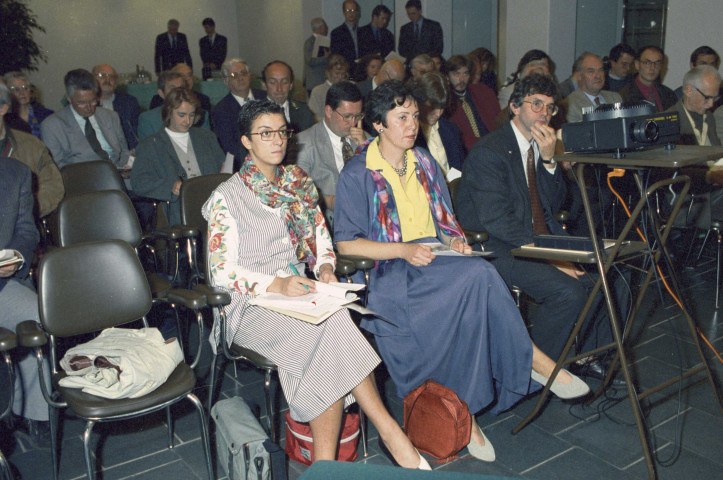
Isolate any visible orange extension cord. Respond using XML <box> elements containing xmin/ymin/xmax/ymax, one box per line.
<box><xmin>606</xmin><ymin>168</ymin><xmax>723</xmax><ymax>364</ymax></box>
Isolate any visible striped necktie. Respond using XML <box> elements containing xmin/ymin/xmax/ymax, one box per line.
<box><xmin>460</xmin><ymin>97</ymin><xmax>481</xmax><ymax>138</ymax></box>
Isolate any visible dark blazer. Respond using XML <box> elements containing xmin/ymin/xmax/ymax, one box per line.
<box><xmin>5</xmin><ymin>106</ymin><xmax>54</xmax><ymax>137</ymax></box>
<box><xmin>358</xmin><ymin>24</ymin><xmax>394</xmax><ymax>58</ymax></box>
<box><xmin>149</xmin><ymin>91</ymin><xmax>211</xmax><ymax>112</ymax></box>
<box><xmin>210</xmin><ymin>90</ymin><xmax>267</xmax><ymax>169</ymax></box>
<box><xmin>398</xmin><ymin>18</ymin><xmax>443</xmax><ymax>59</ymax></box>
<box><xmin>356</xmin><ymin>77</ymin><xmax>375</xmax><ymax>100</ymax></box>
<box><xmin>287</xmin><ymin>100</ymin><xmax>315</xmax><ymax>135</ymax></box>
<box><xmin>414</xmin><ymin>117</ymin><xmax>466</xmax><ymax>172</ymax></box>
<box><xmin>456</xmin><ymin>121</ymin><xmax>567</xmax><ymax>253</ymax></box>
<box><xmin>619</xmin><ymin>78</ymin><xmax>677</xmax><ymax>112</ymax></box>
<box><xmin>112</xmin><ymin>92</ymin><xmax>140</xmax><ymax>150</ymax></box>
<box><xmin>666</xmin><ymin>99</ymin><xmax>721</xmax><ymax>146</ymax></box>
<box><xmin>154</xmin><ymin>32</ymin><xmax>192</xmax><ymax>73</ymax></box>
<box><xmin>447</xmin><ymin>84</ymin><xmax>500</xmax><ymax>152</ymax></box>
<box><xmin>330</xmin><ymin>23</ymin><xmax>360</xmax><ymax>64</ymax></box>
<box><xmin>0</xmin><ymin>158</ymin><xmax>39</xmax><ymax>291</ymax></box>
<box><xmin>199</xmin><ymin>34</ymin><xmax>227</xmax><ymax>68</ymax></box>
<box><xmin>130</xmin><ymin>128</ymin><xmax>225</xmax><ymax>225</ymax></box>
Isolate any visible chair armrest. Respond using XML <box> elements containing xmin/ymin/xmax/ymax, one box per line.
<box><xmin>335</xmin><ymin>257</ymin><xmax>357</xmax><ymax>277</ymax></box>
<box><xmin>0</xmin><ymin>327</ymin><xmax>18</xmax><ymax>351</ymax></box>
<box><xmin>193</xmin><ymin>284</ymin><xmax>232</xmax><ymax>306</ymax></box>
<box><xmin>16</xmin><ymin>320</ymin><xmax>47</xmax><ymax>348</ymax></box>
<box><xmin>166</xmin><ymin>288</ymin><xmax>207</xmax><ymax>310</ymax></box>
<box><xmin>172</xmin><ymin>223</ymin><xmax>199</xmax><ymax>238</ymax></box>
<box><xmin>463</xmin><ymin>229</ymin><xmax>489</xmax><ymax>244</ymax></box>
<box><xmin>338</xmin><ymin>254</ymin><xmax>375</xmax><ymax>271</ymax></box>
<box><xmin>153</xmin><ymin>225</ymin><xmax>184</xmax><ymax>241</ymax></box>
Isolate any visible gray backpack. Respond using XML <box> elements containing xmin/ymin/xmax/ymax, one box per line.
<box><xmin>211</xmin><ymin>396</ymin><xmax>286</xmax><ymax>480</ymax></box>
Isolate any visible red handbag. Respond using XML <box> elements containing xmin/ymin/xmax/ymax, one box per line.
<box><xmin>403</xmin><ymin>380</ymin><xmax>472</xmax><ymax>463</ymax></box>
<box><xmin>284</xmin><ymin>411</ymin><xmax>360</xmax><ymax>465</ymax></box>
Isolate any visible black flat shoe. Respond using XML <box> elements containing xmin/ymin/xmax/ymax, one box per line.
<box><xmin>569</xmin><ymin>359</ymin><xmax>627</xmax><ymax>387</ymax></box>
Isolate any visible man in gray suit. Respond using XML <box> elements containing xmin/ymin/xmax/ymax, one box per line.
<box><xmin>0</xmin><ymin>157</ymin><xmax>49</xmax><ymax>447</ymax></box>
<box><xmin>297</xmin><ymin>81</ymin><xmax>365</xmax><ymax>225</ymax></box>
<box><xmin>562</xmin><ymin>53</ymin><xmax>622</xmax><ymax>123</ymax></box>
<box><xmin>304</xmin><ymin>17</ymin><xmax>330</xmax><ymax>93</ymax></box>
<box><xmin>41</xmin><ymin>69</ymin><xmax>130</xmax><ymax>170</ymax></box>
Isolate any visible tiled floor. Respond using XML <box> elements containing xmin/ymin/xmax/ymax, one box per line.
<box><xmin>2</xmin><ymin>251</ymin><xmax>722</xmax><ymax>480</ymax></box>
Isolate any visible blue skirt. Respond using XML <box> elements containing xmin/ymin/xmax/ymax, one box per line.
<box><xmin>361</xmin><ymin>253</ymin><xmax>537</xmax><ymax>415</ymax></box>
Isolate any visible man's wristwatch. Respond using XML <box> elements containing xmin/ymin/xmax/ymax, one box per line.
<box><xmin>541</xmin><ymin>157</ymin><xmax>556</xmax><ymax>165</ymax></box>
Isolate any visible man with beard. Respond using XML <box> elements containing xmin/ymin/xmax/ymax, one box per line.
<box><xmin>444</xmin><ymin>55</ymin><xmax>499</xmax><ymax>152</ymax></box>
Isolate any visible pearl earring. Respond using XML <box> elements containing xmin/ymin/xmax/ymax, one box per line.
<box><xmin>379</xmin><ymin>128</ymin><xmax>384</xmax><ymax>132</ymax></box>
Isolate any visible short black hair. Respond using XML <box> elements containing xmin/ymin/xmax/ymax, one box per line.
<box><xmin>637</xmin><ymin>45</ymin><xmax>664</xmax><ymax>60</ymax></box>
<box><xmin>238</xmin><ymin>99</ymin><xmax>285</xmax><ymax>138</ymax></box>
<box><xmin>202</xmin><ymin>17</ymin><xmax>215</xmax><ymax>27</ymax></box>
<box><xmin>326</xmin><ymin>81</ymin><xmax>362</xmax><ymax>109</ymax></box>
<box><xmin>517</xmin><ymin>50</ymin><xmax>550</xmax><ymax>75</ymax></box>
<box><xmin>365</xmin><ymin>80</ymin><xmax>415</xmax><ymax>128</ymax></box>
<box><xmin>609</xmin><ymin>43</ymin><xmax>635</xmax><ymax>62</ymax></box>
<box><xmin>64</xmin><ymin>69</ymin><xmax>98</xmax><ymax>97</ymax></box>
<box><xmin>372</xmin><ymin>4</ymin><xmax>391</xmax><ymax>17</ymax></box>
<box><xmin>261</xmin><ymin>60</ymin><xmax>295</xmax><ymax>84</ymax></box>
<box><xmin>509</xmin><ymin>73</ymin><xmax>558</xmax><ymax>117</ymax></box>
<box><xmin>442</xmin><ymin>54</ymin><xmax>472</xmax><ymax>75</ymax></box>
<box><xmin>405</xmin><ymin>0</ymin><xmax>421</xmax><ymax>10</ymax></box>
<box><xmin>690</xmin><ymin>45</ymin><xmax>720</xmax><ymax>67</ymax></box>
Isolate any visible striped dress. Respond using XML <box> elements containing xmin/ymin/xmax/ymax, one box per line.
<box><xmin>202</xmin><ymin>173</ymin><xmax>380</xmax><ymax>422</ymax></box>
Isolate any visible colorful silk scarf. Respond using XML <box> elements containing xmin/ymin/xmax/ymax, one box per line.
<box><xmin>238</xmin><ymin>159</ymin><xmax>320</xmax><ymax>267</ymax></box>
<box><xmin>363</xmin><ymin>139</ymin><xmax>464</xmax><ymax>267</ymax></box>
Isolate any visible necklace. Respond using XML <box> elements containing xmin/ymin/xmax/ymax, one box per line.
<box><xmin>379</xmin><ymin>146</ymin><xmax>408</xmax><ymax>176</ymax></box>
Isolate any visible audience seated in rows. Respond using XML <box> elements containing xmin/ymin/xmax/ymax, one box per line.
<box><xmin>619</xmin><ymin>45</ymin><xmax>677</xmax><ymax>112</ymax></box>
<box><xmin>92</xmin><ymin>63</ymin><xmax>140</xmax><ymax>150</ymax></box>
<box><xmin>3</xmin><ymin>71</ymin><xmax>54</xmax><ymax>139</ymax></box>
<box><xmin>308</xmin><ymin>54</ymin><xmax>350</xmax><ymax>121</ymax></box>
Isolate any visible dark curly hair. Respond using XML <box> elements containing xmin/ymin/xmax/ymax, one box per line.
<box><xmin>508</xmin><ymin>73</ymin><xmax>558</xmax><ymax>117</ymax></box>
<box><xmin>364</xmin><ymin>80</ymin><xmax>416</xmax><ymax>129</ymax></box>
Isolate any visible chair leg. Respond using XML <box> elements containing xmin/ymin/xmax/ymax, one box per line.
<box><xmin>0</xmin><ymin>449</ymin><xmax>13</xmax><ymax>480</ymax></box>
<box><xmin>166</xmin><ymin>406</ymin><xmax>174</xmax><ymax>448</ymax></box>
<box><xmin>359</xmin><ymin>408</ymin><xmax>367</xmax><ymax>457</ymax></box>
<box><xmin>264</xmin><ymin>369</ymin><xmax>276</xmax><ymax>442</ymax></box>
<box><xmin>695</xmin><ymin>229</ymin><xmax>713</xmax><ymax>264</ymax></box>
<box><xmin>49</xmin><ymin>406</ymin><xmax>59</xmax><ymax>480</ymax></box>
<box><xmin>207</xmin><ymin>353</ymin><xmax>220</xmax><ymax>414</ymax></box>
<box><xmin>716</xmin><ymin>229</ymin><xmax>721</xmax><ymax>309</ymax></box>
<box><xmin>82</xmin><ymin>420</ymin><xmax>97</xmax><ymax>480</ymax></box>
<box><xmin>186</xmin><ymin>393</ymin><xmax>215</xmax><ymax>480</ymax></box>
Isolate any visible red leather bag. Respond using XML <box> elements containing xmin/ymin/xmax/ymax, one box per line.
<box><xmin>284</xmin><ymin>411</ymin><xmax>360</xmax><ymax>465</ymax></box>
<box><xmin>403</xmin><ymin>380</ymin><xmax>472</xmax><ymax>463</ymax></box>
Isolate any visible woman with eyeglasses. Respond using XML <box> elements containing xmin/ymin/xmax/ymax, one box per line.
<box><xmin>334</xmin><ymin>81</ymin><xmax>589</xmax><ymax>462</ymax></box>
<box><xmin>131</xmin><ymin>87</ymin><xmax>224</xmax><ymax>225</ymax></box>
<box><xmin>3</xmin><ymin>72</ymin><xmax>54</xmax><ymax>139</ymax></box>
<box><xmin>202</xmin><ymin>99</ymin><xmax>430</xmax><ymax>468</ymax></box>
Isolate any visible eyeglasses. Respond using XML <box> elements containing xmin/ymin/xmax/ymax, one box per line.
<box><xmin>247</xmin><ymin>129</ymin><xmax>294</xmax><ymax>141</ymax></box>
<box><xmin>96</xmin><ymin>73</ymin><xmax>117</xmax><ymax>80</ymax></box>
<box><xmin>227</xmin><ymin>71</ymin><xmax>249</xmax><ymax>79</ymax></box>
<box><xmin>640</xmin><ymin>59</ymin><xmax>663</xmax><ymax>68</ymax></box>
<box><xmin>522</xmin><ymin>100</ymin><xmax>558</xmax><ymax>116</ymax></box>
<box><xmin>334</xmin><ymin>110</ymin><xmax>364</xmax><ymax>122</ymax></box>
<box><xmin>73</xmin><ymin>99</ymin><xmax>98</xmax><ymax>107</ymax></box>
<box><xmin>9</xmin><ymin>84</ymin><xmax>29</xmax><ymax>92</ymax></box>
<box><xmin>694</xmin><ymin>86</ymin><xmax>720</xmax><ymax>103</ymax></box>
<box><xmin>344</xmin><ymin>8</ymin><xmax>359</xmax><ymax>13</ymax></box>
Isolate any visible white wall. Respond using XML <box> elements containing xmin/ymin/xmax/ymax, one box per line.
<box><xmin>26</xmin><ymin>0</ymin><xmax>239</xmax><ymax>109</ymax></box>
<box><xmin>664</xmin><ymin>0</ymin><xmax>723</xmax><ymax>88</ymax></box>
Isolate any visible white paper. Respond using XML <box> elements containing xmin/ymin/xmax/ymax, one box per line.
<box><xmin>446</xmin><ymin>167</ymin><xmax>462</xmax><ymax>182</ymax></box>
<box><xmin>312</xmin><ymin>35</ymin><xmax>331</xmax><ymax>57</ymax></box>
<box><xmin>420</xmin><ymin>242</ymin><xmax>490</xmax><ymax>257</ymax></box>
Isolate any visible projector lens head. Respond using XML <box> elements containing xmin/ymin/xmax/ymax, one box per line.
<box><xmin>630</xmin><ymin>120</ymin><xmax>659</xmax><ymax>143</ymax></box>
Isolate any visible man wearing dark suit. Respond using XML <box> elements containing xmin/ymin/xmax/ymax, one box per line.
<box><xmin>456</xmin><ymin>74</ymin><xmax>619</xmax><ymax>381</ymax></box>
<box><xmin>674</xmin><ymin>46</ymin><xmax>720</xmax><ymax>99</ymax></box>
<box><xmin>619</xmin><ymin>45</ymin><xmax>677</xmax><ymax>112</ymax></box>
<box><xmin>444</xmin><ymin>55</ymin><xmax>499</xmax><ymax>152</ymax></box>
<box><xmin>154</xmin><ymin>19</ymin><xmax>193</xmax><ymax>75</ymax></box>
<box><xmin>358</xmin><ymin>4</ymin><xmax>394</xmax><ymax>58</ymax></box>
<box><xmin>398</xmin><ymin>0</ymin><xmax>443</xmax><ymax>60</ymax></box>
<box><xmin>414</xmin><ymin>117</ymin><xmax>465</xmax><ymax>174</ymax></box>
<box><xmin>41</xmin><ymin>69</ymin><xmax>130</xmax><ymax>170</ymax></box>
<box><xmin>297</xmin><ymin>81</ymin><xmax>365</xmax><ymax>226</ymax></box>
<box><xmin>93</xmin><ymin>64</ymin><xmax>140</xmax><ymax>150</ymax></box>
<box><xmin>149</xmin><ymin>64</ymin><xmax>212</xmax><ymax>112</ymax></box>
<box><xmin>331</xmin><ymin>0</ymin><xmax>362</xmax><ymax>65</ymax></box>
<box><xmin>199</xmin><ymin>18</ymin><xmax>227</xmax><ymax>79</ymax></box>
<box><xmin>0</xmin><ymin>157</ymin><xmax>49</xmax><ymax>447</ymax></box>
<box><xmin>561</xmin><ymin>53</ymin><xmax>623</xmax><ymax>123</ymax></box>
<box><xmin>211</xmin><ymin>58</ymin><xmax>267</xmax><ymax>171</ymax></box>
<box><xmin>262</xmin><ymin>61</ymin><xmax>314</xmax><ymax>134</ymax></box>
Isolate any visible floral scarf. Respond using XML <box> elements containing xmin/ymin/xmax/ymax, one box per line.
<box><xmin>362</xmin><ymin>139</ymin><xmax>464</xmax><ymax>267</ymax></box>
<box><xmin>239</xmin><ymin>159</ymin><xmax>320</xmax><ymax>267</ymax></box>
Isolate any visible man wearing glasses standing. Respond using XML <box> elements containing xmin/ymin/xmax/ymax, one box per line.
<box><xmin>296</xmin><ymin>81</ymin><xmax>365</xmax><ymax>226</ymax></box>
<box><xmin>619</xmin><ymin>45</ymin><xmax>677</xmax><ymax>112</ymax></box>
<box><xmin>457</xmin><ymin>74</ymin><xmax>622</xmax><ymax>384</ymax></box>
<box><xmin>330</xmin><ymin>0</ymin><xmax>362</xmax><ymax>66</ymax></box>
<box><xmin>211</xmin><ymin>58</ymin><xmax>267</xmax><ymax>170</ymax></box>
<box><xmin>41</xmin><ymin>69</ymin><xmax>130</xmax><ymax>170</ymax></box>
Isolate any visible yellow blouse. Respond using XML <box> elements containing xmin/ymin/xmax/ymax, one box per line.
<box><xmin>366</xmin><ymin>139</ymin><xmax>436</xmax><ymax>241</ymax></box>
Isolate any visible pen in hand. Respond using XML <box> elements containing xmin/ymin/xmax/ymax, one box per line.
<box><xmin>288</xmin><ymin>263</ymin><xmax>309</xmax><ymax>291</ymax></box>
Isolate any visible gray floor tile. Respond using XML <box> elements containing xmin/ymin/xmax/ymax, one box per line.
<box><xmin>521</xmin><ymin>447</ymin><xmax>634</xmax><ymax>480</ymax></box>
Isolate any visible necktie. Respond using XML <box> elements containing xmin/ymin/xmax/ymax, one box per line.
<box><xmin>85</xmin><ymin>117</ymin><xmax>109</xmax><ymax>160</ymax></box>
<box><xmin>170</xmin><ymin>36</ymin><xmax>175</xmax><ymax>49</ymax></box>
<box><xmin>414</xmin><ymin>23</ymin><xmax>420</xmax><ymax>41</ymax></box>
<box><xmin>208</xmin><ymin>35</ymin><xmax>213</xmax><ymax>46</ymax></box>
<box><xmin>594</xmin><ymin>96</ymin><xmax>601</xmax><ymax>106</ymax></box>
<box><xmin>460</xmin><ymin>97</ymin><xmax>481</xmax><ymax>138</ymax></box>
<box><xmin>342</xmin><ymin>137</ymin><xmax>354</xmax><ymax>165</ymax></box>
<box><xmin>526</xmin><ymin>145</ymin><xmax>549</xmax><ymax>235</ymax></box>
<box><xmin>375</xmin><ymin>29</ymin><xmax>381</xmax><ymax>44</ymax></box>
